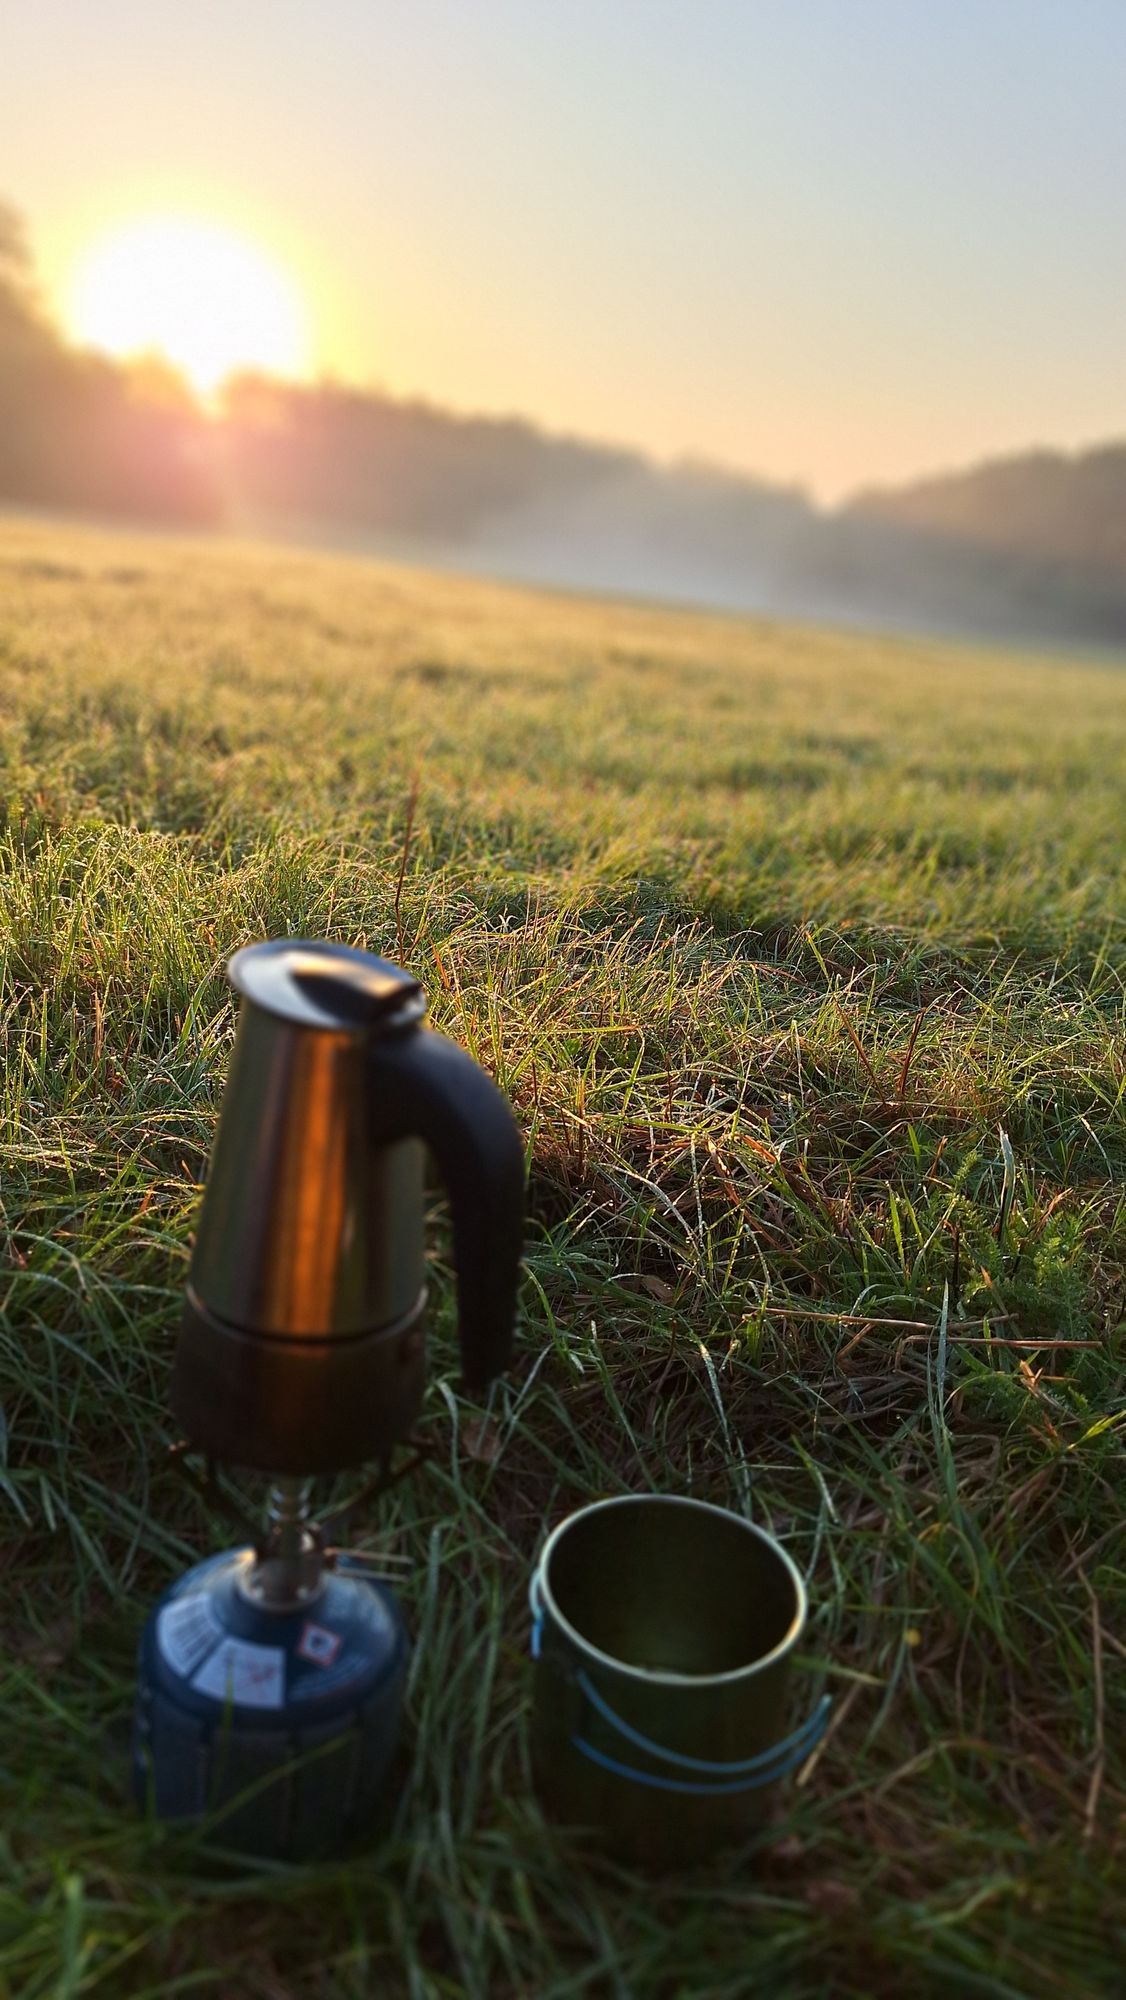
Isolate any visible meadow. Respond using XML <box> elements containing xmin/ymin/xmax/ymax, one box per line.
<box><xmin>1</xmin><ymin>514</ymin><xmax>1124</xmax><ymax>1999</ymax></box>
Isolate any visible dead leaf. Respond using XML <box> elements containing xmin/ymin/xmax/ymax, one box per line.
<box><xmin>640</xmin><ymin>1275</ymin><xmax>675</xmax><ymax>1304</ymax></box>
<box><xmin>461</xmin><ymin>1417</ymin><xmax>501</xmax><ymax>1465</ymax></box>
<box><xmin>769</xmin><ymin>1834</ymin><xmax>807</xmax><ymax>1869</ymax></box>
<box><xmin>804</xmin><ymin>1879</ymin><xmax>857</xmax><ymax>1916</ymax></box>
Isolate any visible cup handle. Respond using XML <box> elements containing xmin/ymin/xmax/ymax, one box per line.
<box><xmin>528</xmin><ymin>1571</ymin><xmax>831</xmax><ymax>1798</ymax></box>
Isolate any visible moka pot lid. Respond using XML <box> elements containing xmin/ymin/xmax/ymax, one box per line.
<box><xmin>229</xmin><ymin>939</ymin><xmax>426</xmax><ymax>1035</ymax></box>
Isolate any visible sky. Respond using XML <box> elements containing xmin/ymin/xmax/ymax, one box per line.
<box><xmin>4</xmin><ymin>0</ymin><xmax>1126</xmax><ymax>501</ymax></box>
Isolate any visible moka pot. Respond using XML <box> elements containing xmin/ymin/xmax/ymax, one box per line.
<box><xmin>171</xmin><ymin>938</ymin><xmax>524</xmax><ymax>1473</ymax></box>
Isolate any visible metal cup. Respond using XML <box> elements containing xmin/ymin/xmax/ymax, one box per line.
<box><xmin>530</xmin><ymin>1495</ymin><xmax>827</xmax><ymax>1867</ymax></box>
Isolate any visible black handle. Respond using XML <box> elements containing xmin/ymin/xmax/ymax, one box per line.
<box><xmin>368</xmin><ymin>1027</ymin><xmax>525</xmax><ymax>1390</ymax></box>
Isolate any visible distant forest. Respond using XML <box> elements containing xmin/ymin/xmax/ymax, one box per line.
<box><xmin>3</xmin><ymin>199</ymin><xmax>1126</xmax><ymax>648</ymax></box>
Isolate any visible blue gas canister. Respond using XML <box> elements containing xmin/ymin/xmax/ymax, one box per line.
<box><xmin>134</xmin><ymin>1547</ymin><xmax>408</xmax><ymax>1858</ymax></box>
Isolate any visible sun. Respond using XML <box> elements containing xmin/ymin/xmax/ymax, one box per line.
<box><xmin>65</xmin><ymin>215</ymin><xmax>310</xmax><ymax>396</ymax></box>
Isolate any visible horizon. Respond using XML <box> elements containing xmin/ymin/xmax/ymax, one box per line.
<box><xmin>5</xmin><ymin>192</ymin><xmax>1125</xmax><ymax>518</ymax></box>
<box><xmin>5</xmin><ymin>2</ymin><xmax>1126</xmax><ymax>502</ymax></box>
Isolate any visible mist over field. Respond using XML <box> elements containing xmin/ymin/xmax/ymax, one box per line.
<box><xmin>4</xmin><ymin>198</ymin><xmax>1126</xmax><ymax>651</ymax></box>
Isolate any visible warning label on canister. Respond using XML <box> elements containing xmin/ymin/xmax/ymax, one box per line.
<box><xmin>157</xmin><ymin>1593</ymin><xmax>224</xmax><ymax>1678</ymax></box>
<box><xmin>191</xmin><ymin>1637</ymin><xmax>286</xmax><ymax>1709</ymax></box>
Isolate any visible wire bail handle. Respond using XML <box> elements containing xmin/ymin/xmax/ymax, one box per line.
<box><xmin>529</xmin><ymin>1570</ymin><xmax>830</xmax><ymax>1797</ymax></box>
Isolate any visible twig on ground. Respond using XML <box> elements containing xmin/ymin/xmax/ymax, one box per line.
<box><xmin>795</xmin><ymin>1678</ymin><xmax>866</xmax><ymax>1788</ymax></box>
<box><xmin>833</xmin><ymin>999</ymin><xmax>881</xmax><ymax>1094</ymax></box>
<box><xmin>899</xmin><ymin>1335</ymin><xmax>1100</xmax><ymax>1350</ymax></box>
<box><xmin>837</xmin><ymin>1320</ymin><xmax>876</xmax><ymax>1366</ymax></box>
<box><xmin>874</xmin><ymin>1736</ymin><xmax>993</xmax><ymax>1796</ymax></box>
<box><xmin>1059</xmin><ymin>1519</ymin><xmax>1126</xmax><ymax>1581</ymax></box>
<box><xmin>896</xmin><ymin>1009</ymin><xmax>925</xmax><ymax>1103</ymax></box>
<box><xmin>1078</xmin><ymin>1570</ymin><xmax>1105</xmax><ymax>1843</ymax></box>
<box><xmin>394</xmin><ymin>768</ymin><xmax>420</xmax><ymax>964</ymax></box>
<box><xmin>762</xmin><ymin>1305</ymin><xmax>1014</xmax><ymax>1331</ymax></box>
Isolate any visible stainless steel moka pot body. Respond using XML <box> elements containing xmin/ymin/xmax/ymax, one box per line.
<box><xmin>172</xmin><ymin>939</ymin><xmax>523</xmax><ymax>1473</ymax></box>
<box><xmin>133</xmin><ymin>939</ymin><xmax>524</xmax><ymax>1857</ymax></box>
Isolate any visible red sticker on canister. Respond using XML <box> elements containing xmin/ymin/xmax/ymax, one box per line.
<box><xmin>296</xmin><ymin>1621</ymin><xmax>343</xmax><ymax>1668</ymax></box>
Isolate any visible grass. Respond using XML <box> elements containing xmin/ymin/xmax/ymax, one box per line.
<box><xmin>0</xmin><ymin>513</ymin><xmax>1123</xmax><ymax>1999</ymax></box>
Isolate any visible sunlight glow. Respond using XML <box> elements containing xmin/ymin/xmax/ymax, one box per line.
<box><xmin>65</xmin><ymin>216</ymin><xmax>310</xmax><ymax>396</ymax></box>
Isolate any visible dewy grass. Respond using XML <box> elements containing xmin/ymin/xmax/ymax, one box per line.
<box><xmin>0</xmin><ymin>516</ymin><xmax>1123</xmax><ymax>1998</ymax></box>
